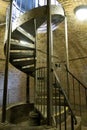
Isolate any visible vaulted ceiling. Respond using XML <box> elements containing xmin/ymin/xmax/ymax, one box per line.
<box><xmin>0</xmin><ymin>0</ymin><xmax>87</xmax><ymax>85</ymax></box>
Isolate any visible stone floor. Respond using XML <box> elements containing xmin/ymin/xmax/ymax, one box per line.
<box><xmin>0</xmin><ymin>118</ymin><xmax>82</xmax><ymax>130</ymax></box>
<box><xmin>81</xmin><ymin>126</ymin><xmax>87</xmax><ymax>130</ymax></box>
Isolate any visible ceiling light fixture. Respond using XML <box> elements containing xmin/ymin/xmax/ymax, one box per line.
<box><xmin>74</xmin><ymin>5</ymin><xmax>87</xmax><ymax>21</ymax></box>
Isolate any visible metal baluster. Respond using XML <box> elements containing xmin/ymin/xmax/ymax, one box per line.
<box><xmin>72</xmin><ymin>77</ymin><xmax>75</xmax><ymax>110</ymax></box>
<box><xmin>78</xmin><ymin>83</ymin><xmax>81</xmax><ymax>116</ymax></box>
<box><xmin>64</xmin><ymin>98</ymin><xmax>67</xmax><ymax>130</ymax></box>
<box><xmin>41</xmin><ymin>68</ymin><xmax>43</xmax><ymax>113</ymax></box>
<box><xmin>26</xmin><ymin>74</ymin><xmax>30</xmax><ymax>103</ymax></box>
<box><xmin>45</xmin><ymin>67</ymin><xmax>47</xmax><ymax>117</ymax></box>
<box><xmin>66</xmin><ymin>66</ymin><xmax>70</xmax><ymax>99</ymax></box>
<box><xmin>15</xmin><ymin>0</ymin><xmax>17</xmax><ymax>19</ymax></box>
<box><xmin>39</xmin><ymin>68</ymin><xmax>41</xmax><ymax>110</ymax></box>
<box><xmin>19</xmin><ymin>0</ymin><xmax>22</xmax><ymax>15</ymax></box>
<box><xmin>38</xmin><ymin>0</ymin><xmax>39</xmax><ymax>6</ymax></box>
<box><xmin>71</xmin><ymin>115</ymin><xmax>74</xmax><ymax>130</ymax></box>
<box><xmin>85</xmin><ymin>89</ymin><xmax>87</xmax><ymax>108</ymax></box>
<box><xmin>43</xmin><ymin>68</ymin><xmax>46</xmax><ymax>115</ymax></box>
<box><xmin>36</xmin><ymin>70</ymin><xmax>38</xmax><ymax>108</ymax></box>
<box><xmin>38</xmin><ymin>69</ymin><xmax>40</xmax><ymax>109</ymax></box>
<box><xmin>59</xmin><ymin>86</ymin><xmax>61</xmax><ymax>130</ymax></box>
<box><xmin>55</xmin><ymin>78</ymin><xmax>58</xmax><ymax>127</ymax></box>
<box><xmin>25</xmin><ymin>0</ymin><xmax>27</xmax><ymax>11</ymax></box>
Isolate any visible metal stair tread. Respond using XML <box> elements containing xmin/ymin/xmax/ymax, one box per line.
<box><xmin>10</xmin><ymin>59</ymin><xmax>35</xmax><ymax>67</ymax></box>
<box><xmin>36</xmin><ymin>96</ymin><xmax>64</xmax><ymax>99</ymax></box>
<box><xmin>10</xmin><ymin>42</ymin><xmax>35</xmax><ymax>51</ymax></box>
<box><xmin>11</xmin><ymin>29</ymin><xmax>34</xmax><ymax>43</ymax></box>
<box><xmin>16</xmin><ymin>27</ymin><xmax>35</xmax><ymax>42</ymax></box>
<box><xmin>10</xmin><ymin>51</ymin><xmax>35</xmax><ymax>59</ymax></box>
<box><xmin>35</xmin><ymin>105</ymin><xmax>68</xmax><ymax>118</ymax></box>
<box><xmin>21</xmin><ymin>67</ymin><xmax>35</xmax><ymax>74</ymax></box>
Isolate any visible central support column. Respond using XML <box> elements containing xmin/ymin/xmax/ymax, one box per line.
<box><xmin>2</xmin><ymin>0</ymin><xmax>13</xmax><ymax>123</ymax></box>
<box><xmin>47</xmin><ymin>0</ymin><xmax>53</xmax><ymax>125</ymax></box>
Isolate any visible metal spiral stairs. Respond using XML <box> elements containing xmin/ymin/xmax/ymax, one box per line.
<box><xmin>6</xmin><ymin>5</ymin><xmax>64</xmax><ymax>75</ymax></box>
<box><xmin>2</xmin><ymin>2</ymin><xmax>82</xmax><ymax>130</ymax></box>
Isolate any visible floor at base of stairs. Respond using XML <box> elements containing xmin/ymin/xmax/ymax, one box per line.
<box><xmin>81</xmin><ymin>126</ymin><xmax>87</xmax><ymax>130</ymax></box>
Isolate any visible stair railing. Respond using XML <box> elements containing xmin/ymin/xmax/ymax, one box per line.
<box><xmin>65</xmin><ymin>65</ymin><xmax>87</xmax><ymax>116</ymax></box>
<box><xmin>35</xmin><ymin>67</ymin><xmax>47</xmax><ymax>118</ymax></box>
<box><xmin>52</xmin><ymin>68</ymin><xmax>77</xmax><ymax>129</ymax></box>
<box><xmin>35</xmin><ymin>66</ymin><xmax>77</xmax><ymax>129</ymax></box>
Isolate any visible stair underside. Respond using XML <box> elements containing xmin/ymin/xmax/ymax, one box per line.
<box><xmin>12</xmin><ymin>5</ymin><xmax>65</xmax><ymax>42</ymax></box>
<box><xmin>12</xmin><ymin>5</ymin><xmax>65</xmax><ymax>30</ymax></box>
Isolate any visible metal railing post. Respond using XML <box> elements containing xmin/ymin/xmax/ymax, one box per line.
<box><xmin>2</xmin><ymin>0</ymin><xmax>13</xmax><ymax>123</ymax></box>
<box><xmin>65</xmin><ymin>17</ymin><xmax>69</xmax><ymax>69</ymax></box>
<box><xmin>26</xmin><ymin>74</ymin><xmax>30</xmax><ymax>103</ymax></box>
<box><xmin>34</xmin><ymin>19</ymin><xmax>37</xmax><ymax>106</ymax></box>
<box><xmin>47</xmin><ymin>0</ymin><xmax>53</xmax><ymax>125</ymax></box>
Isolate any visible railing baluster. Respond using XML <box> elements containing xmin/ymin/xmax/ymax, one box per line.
<box><xmin>71</xmin><ymin>115</ymin><xmax>74</xmax><ymax>130</ymax></box>
<box><xmin>38</xmin><ymin>68</ymin><xmax>40</xmax><ymax>109</ymax></box>
<box><xmin>72</xmin><ymin>77</ymin><xmax>75</xmax><ymax>110</ymax></box>
<box><xmin>59</xmin><ymin>86</ymin><xmax>61</xmax><ymax>130</ymax></box>
<box><xmin>78</xmin><ymin>83</ymin><xmax>81</xmax><ymax>116</ymax></box>
<box><xmin>35</xmin><ymin>67</ymin><xmax>78</xmax><ymax>129</ymax></box>
<box><xmin>43</xmin><ymin>68</ymin><xmax>45</xmax><ymax>115</ymax></box>
<box><xmin>66</xmin><ymin>67</ymin><xmax>70</xmax><ymax>99</ymax></box>
<box><xmin>64</xmin><ymin>98</ymin><xmax>67</xmax><ymax>130</ymax></box>
<box><xmin>65</xmin><ymin>65</ymin><xmax>87</xmax><ymax>117</ymax></box>
<box><xmin>55</xmin><ymin>77</ymin><xmax>58</xmax><ymax>127</ymax></box>
<box><xmin>85</xmin><ymin>89</ymin><xmax>87</xmax><ymax>108</ymax></box>
<box><xmin>40</xmin><ymin>69</ymin><xmax>43</xmax><ymax>113</ymax></box>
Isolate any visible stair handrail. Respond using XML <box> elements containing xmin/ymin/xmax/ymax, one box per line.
<box><xmin>53</xmin><ymin>68</ymin><xmax>77</xmax><ymax>125</ymax></box>
<box><xmin>65</xmin><ymin>65</ymin><xmax>87</xmax><ymax>90</ymax></box>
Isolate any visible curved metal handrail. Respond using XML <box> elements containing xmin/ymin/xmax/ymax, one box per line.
<box><xmin>65</xmin><ymin>65</ymin><xmax>87</xmax><ymax>90</ymax></box>
<box><xmin>53</xmin><ymin>68</ymin><xmax>77</xmax><ymax>125</ymax></box>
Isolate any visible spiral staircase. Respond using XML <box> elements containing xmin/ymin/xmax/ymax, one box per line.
<box><xmin>9</xmin><ymin>5</ymin><xmax>64</xmax><ymax>75</ymax></box>
<box><xmin>0</xmin><ymin>1</ymin><xmax>82</xmax><ymax>130</ymax></box>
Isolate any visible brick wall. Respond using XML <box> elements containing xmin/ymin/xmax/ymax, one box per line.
<box><xmin>0</xmin><ymin>26</ymin><xmax>34</xmax><ymax>106</ymax></box>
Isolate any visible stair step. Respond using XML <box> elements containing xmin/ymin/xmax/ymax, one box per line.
<box><xmin>20</xmin><ymin>19</ymin><xmax>35</xmax><ymax>37</ymax></box>
<box><xmin>37</xmin><ymin>77</ymin><xmax>46</xmax><ymax>80</ymax></box>
<box><xmin>36</xmin><ymin>89</ymin><xmax>59</xmax><ymax>96</ymax></box>
<box><xmin>20</xmin><ymin>16</ymin><xmax>46</xmax><ymax>36</ymax></box>
<box><xmin>10</xmin><ymin>51</ymin><xmax>34</xmax><ymax>59</ymax></box>
<box><xmin>35</xmin><ymin>104</ymin><xmax>68</xmax><ymax>118</ymax></box>
<box><xmin>17</xmin><ymin>27</ymin><xmax>35</xmax><ymax>42</ymax></box>
<box><xmin>11</xmin><ymin>29</ymin><xmax>34</xmax><ymax>43</ymax></box>
<box><xmin>36</xmin><ymin>96</ymin><xmax>66</xmax><ymax>106</ymax></box>
<box><xmin>11</xmin><ymin>59</ymin><xmax>35</xmax><ymax>67</ymax></box>
<box><xmin>10</xmin><ymin>42</ymin><xmax>35</xmax><ymax>51</ymax></box>
<box><xmin>21</xmin><ymin>67</ymin><xmax>35</xmax><ymax>74</ymax></box>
